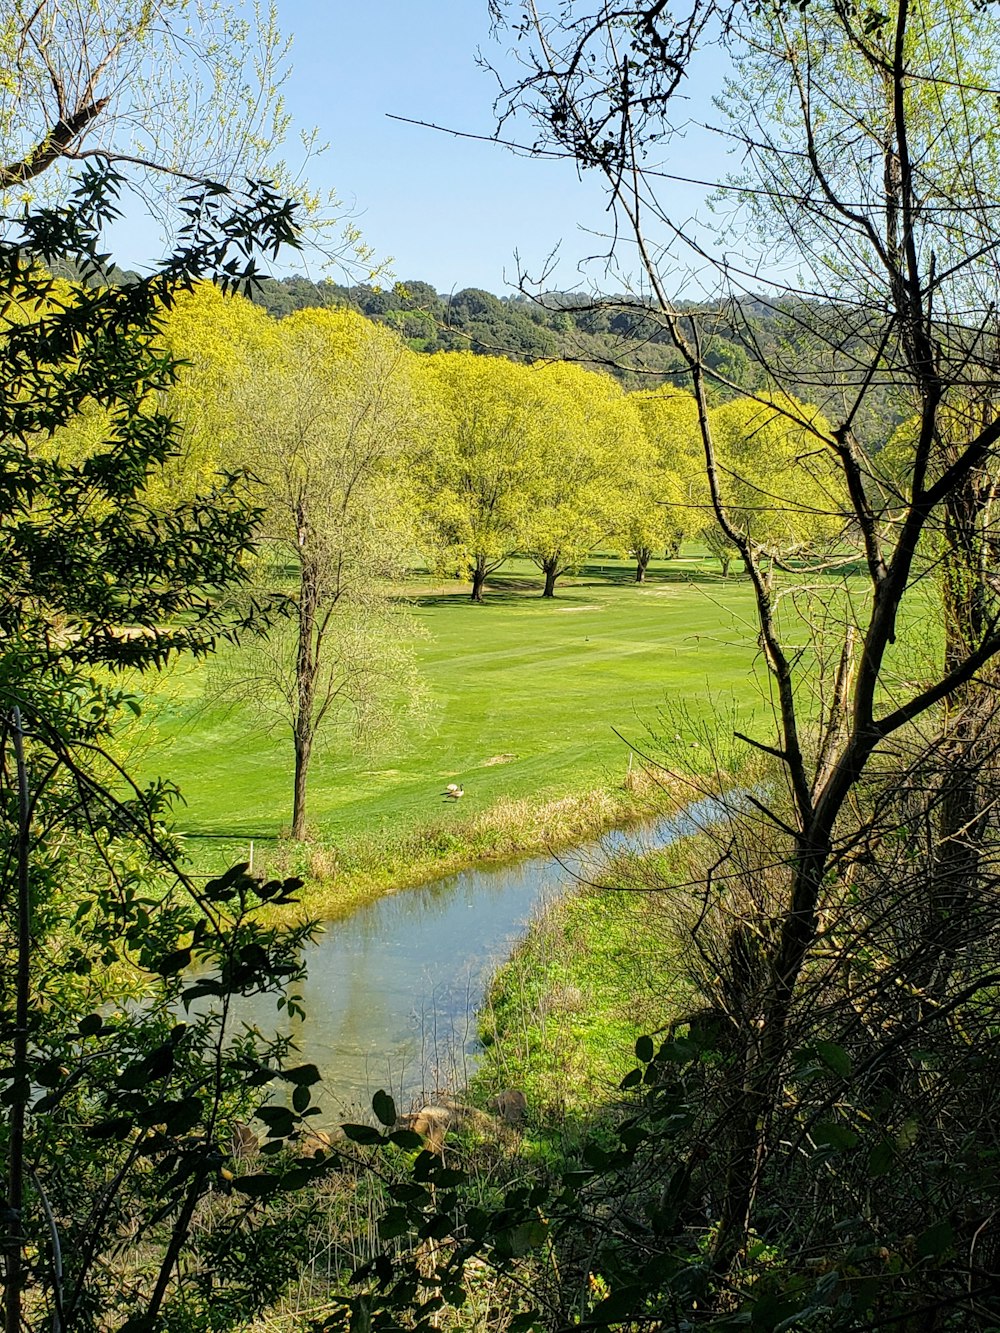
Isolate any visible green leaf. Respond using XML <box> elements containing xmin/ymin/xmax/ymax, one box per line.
<box><xmin>635</xmin><ymin>1034</ymin><xmax>654</xmax><ymax>1062</ymax></box>
<box><xmin>377</xmin><ymin>1206</ymin><xmax>410</xmax><ymax>1240</ymax></box>
<box><xmin>420</xmin><ymin>1213</ymin><xmax>454</xmax><ymax>1241</ymax></box>
<box><xmin>813</xmin><ymin>1040</ymin><xmax>852</xmax><ymax>1078</ymax></box>
<box><xmin>507</xmin><ymin>1317</ymin><xmax>540</xmax><ymax>1333</ymax></box>
<box><xmin>162</xmin><ymin>1097</ymin><xmax>203</xmax><ymax>1136</ymax></box>
<box><xmin>341</xmin><ymin>1123</ymin><xmax>385</xmax><ymax>1146</ymax></box>
<box><xmin>508</xmin><ymin>1219</ymin><xmax>548</xmax><ymax>1256</ymax></box>
<box><xmin>389</xmin><ymin>1128</ymin><xmax>424</xmax><ymax>1151</ymax></box>
<box><xmin>234</xmin><ymin>1174</ymin><xmax>279</xmax><ymax>1199</ymax></box>
<box><xmin>896</xmin><ymin>1118</ymin><xmax>919</xmax><ymax>1150</ymax></box>
<box><xmin>284</xmin><ymin>1062</ymin><xmax>321</xmax><ymax>1086</ymax></box>
<box><xmin>812</xmin><ymin>1122</ymin><xmax>859</xmax><ymax>1152</ymax></box>
<box><xmin>434</xmin><ymin>1167</ymin><xmax>466</xmax><ymax>1188</ymax></box>
<box><xmin>292</xmin><ymin>1083</ymin><xmax>311</xmax><ymax>1113</ymax></box>
<box><xmin>390</xmin><ymin>1182</ymin><xmax>430</xmax><ymax>1204</ymax></box>
<box><xmin>372</xmin><ymin>1088</ymin><xmax>397</xmax><ymax>1127</ymax></box>
<box><xmin>155</xmin><ymin>947</ymin><xmax>191</xmax><ymax>976</ymax></box>
<box><xmin>867</xmin><ymin>1138</ymin><xmax>894</xmax><ymax>1178</ymax></box>
<box><xmin>85</xmin><ymin>1116</ymin><xmax>133</xmax><ymax>1141</ymax></box>
<box><xmin>256</xmin><ymin>1104</ymin><xmax>295</xmax><ymax>1138</ymax></box>
<box><xmin>750</xmin><ymin>1290</ymin><xmax>805</xmax><ymax>1329</ymax></box>
<box><xmin>916</xmin><ymin>1219</ymin><xmax>954</xmax><ymax>1259</ymax></box>
<box><xmin>588</xmin><ymin>1285</ymin><xmax>644</xmax><ymax>1324</ymax></box>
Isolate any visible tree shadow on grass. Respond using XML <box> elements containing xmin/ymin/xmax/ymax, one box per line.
<box><xmin>403</xmin><ymin>565</ymin><xmax>750</xmax><ymax>608</ymax></box>
<box><xmin>178</xmin><ymin>826</ymin><xmax>281</xmax><ymax>841</ymax></box>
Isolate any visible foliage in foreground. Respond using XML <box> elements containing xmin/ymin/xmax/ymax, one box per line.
<box><xmin>0</xmin><ymin>169</ymin><xmax>341</xmax><ymax>1329</ymax></box>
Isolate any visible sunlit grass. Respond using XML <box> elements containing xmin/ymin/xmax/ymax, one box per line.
<box><xmin>132</xmin><ymin>548</ymin><xmax>929</xmax><ymax>902</ymax></box>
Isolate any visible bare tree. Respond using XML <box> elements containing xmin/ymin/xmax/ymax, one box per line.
<box><xmin>490</xmin><ymin>0</ymin><xmax>1000</xmax><ymax>1289</ymax></box>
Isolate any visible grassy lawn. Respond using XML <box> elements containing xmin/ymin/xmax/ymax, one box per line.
<box><xmin>128</xmin><ymin>550</ymin><xmax>886</xmax><ymax>893</ymax></box>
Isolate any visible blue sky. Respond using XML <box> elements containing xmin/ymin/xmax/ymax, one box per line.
<box><xmin>112</xmin><ymin>0</ymin><xmax>735</xmax><ymax>296</ymax></box>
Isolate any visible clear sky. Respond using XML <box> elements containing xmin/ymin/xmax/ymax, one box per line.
<box><xmin>111</xmin><ymin>0</ymin><xmax>735</xmax><ymax>297</ymax></box>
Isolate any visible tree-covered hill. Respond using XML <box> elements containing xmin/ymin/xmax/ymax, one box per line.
<box><xmin>249</xmin><ymin>274</ymin><xmax>902</xmax><ymax>433</ymax></box>
<box><xmin>251</xmin><ymin>273</ymin><xmax>748</xmax><ymax>387</ymax></box>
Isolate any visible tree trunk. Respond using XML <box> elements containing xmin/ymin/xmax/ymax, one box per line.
<box><xmin>921</xmin><ymin>457</ymin><xmax>995</xmax><ymax>988</ymax></box>
<box><xmin>634</xmin><ymin>548</ymin><xmax>651</xmax><ymax>583</ymax></box>
<box><xmin>471</xmin><ymin>557</ymin><xmax>488</xmax><ymax>602</ymax></box>
<box><xmin>3</xmin><ymin>711</ymin><xmax>30</xmax><ymax>1333</ymax></box>
<box><xmin>542</xmin><ymin>558</ymin><xmax>559</xmax><ymax>597</ymax></box>
<box><xmin>711</xmin><ymin>840</ymin><xmax>832</xmax><ymax>1274</ymax></box>
<box><xmin>292</xmin><ymin>539</ymin><xmax>320</xmax><ymax>839</ymax></box>
<box><xmin>720</xmin><ymin>553</ymin><xmax>732</xmax><ymax>578</ymax></box>
<box><xmin>291</xmin><ymin>730</ymin><xmax>312</xmax><ymax>841</ymax></box>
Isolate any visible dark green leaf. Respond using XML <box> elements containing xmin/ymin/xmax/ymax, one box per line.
<box><xmin>389</xmin><ymin>1129</ymin><xmax>425</xmax><ymax>1151</ymax></box>
<box><xmin>812</xmin><ymin>1122</ymin><xmax>859</xmax><ymax>1152</ymax></box>
<box><xmin>372</xmin><ymin>1088</ymin><xmax>397</xmax><ymax>1127</ymax></box>
<box><xmin>814</xmin><ymin>1040</ymin><xmax>852</xmax><ymax>1078</ymax></box>
<box><xmin>916</xmin><ymin>1219</ymin><xmax>954</xmax><ymax>1259</ymax></box>
<box><xmin>508</xmin><ymin>1219</ymin><xmax>548</xmax><ymax>1257</ymax></box>
<box><xmin>341</xmin><ymin>1123</ymin><xmax>385</xmax><ymax>1146</ymax></box>
<box><xmin>234</xmin><ymin>1174</ymin><xmax>279</xmax><ymax>1199</ymax></box>
<box><xmin>867</xmin><ymin>1138</ymin><xmax>894</xmax><ymax>1178</ymax></box>
<box><xmin>284</xmin><ymin>1062</ymin><xmax>321</xmax><ymax>1086</ymax></box>
<box><xmin>155</xmin><ymin>948</ymin><xmax>191</xmax><ymax>976</ymax></box>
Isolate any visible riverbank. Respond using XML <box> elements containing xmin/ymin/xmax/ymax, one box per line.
<box><xmin>247</xmin><ymin>771</ymin><xmax>672</xmax><ymax>922</ymax></box>
<box><xmin>466</xmin><ymin>825</ymin><xmax>704</xmax><ymax>1126</ymax></box>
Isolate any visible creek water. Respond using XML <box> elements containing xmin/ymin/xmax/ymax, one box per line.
<box><xmin>239</xmin><ymin>794</ymin><xmax>726</xmax><ymax>1124</ymax></box>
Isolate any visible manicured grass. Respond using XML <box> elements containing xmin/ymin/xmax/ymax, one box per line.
<box><xmin>132</xmin><ymin>550</ymin><xmax>884</xmax><ymax>890</ymax></box>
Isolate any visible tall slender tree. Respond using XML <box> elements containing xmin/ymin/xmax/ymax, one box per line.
<box><xmin>417</xmin><ymin>351</ymin><xmax>549</xmax><ymax>602</ymax></box>
<box><xmin>184</xmin><ymin>298</ymin><xmax>423</xmax><ymax>840</ymax></box>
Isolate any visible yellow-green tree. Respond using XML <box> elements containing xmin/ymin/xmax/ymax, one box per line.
<box><xmin>523</xmin><ymin>362</ymin><xmax>642</xmax><ymax>596</ymax></box>
<box><xmin>417</xmin><ymin>351</ymin><xmax>549</xmax><ymax>602</ymax></box>
<box><xmin>628</xmin><ymin>385</ymin><xmax>701</xmax><ymax>579</ymax></box>
<box><xmin>237</xmin><ymin>308</ymin><xmax>422</xmax><ymax>839</ymax></box>
<box><xmin>156</xmin><ymin>281</ymin><xmax>274</xmax><ymax>504</ymax></box>
<box><xmin>167</xmin><ymin>294</ymin><xmax>423</xmax><ymax>839</ymax></box>
<box><xmin>708</xmin><ymin>394</ymin><xmax>841</xmax><ymax>561</ymax></box>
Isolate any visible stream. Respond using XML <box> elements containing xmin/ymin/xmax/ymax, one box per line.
<box><xmin>239</xmin><ymin>794</ymin><xmax>726</xmax><ymax>1123</ymax></box>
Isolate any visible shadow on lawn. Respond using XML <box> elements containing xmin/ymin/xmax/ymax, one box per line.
<box><xmin>406</xmin><ymin>565</ymin><xmax>743</xmax><ymax>608</ymax></box>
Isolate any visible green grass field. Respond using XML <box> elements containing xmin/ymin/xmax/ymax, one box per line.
<box><xmin>130</xmin><ymin>550</ymin><xmax>899</xmax><ymax>892</ymax></box>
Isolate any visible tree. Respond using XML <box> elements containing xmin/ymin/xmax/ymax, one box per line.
<box><xmin>0</xmin><ymin>167</ymin><xmax>330</xmax><ymax>1331</ymax></box>
<box><xmin>522</xmin><ymin>361</ymin><xmax>640</xmax><ymax>596</ymax></box>
<box><xmin>0</xmin><ymin>0</ymin><xmax>292</xmax><ymax>198</ymax></box>
<box><xmin>628</xmin><ymin>385</ymin><xmax>700</xmax><ymax>578</ymax></box>
<box><xmin>708</xmin><ymin>393</ymin><xmax>841</xmax><ymax>558</ymax></box>
<box><xmin>478</xmin><ymin>0</ymin><xmax>1000</xmax><ymax>1316</ymax></box>
<box><xmin>417</xmin><ymin>350</ymin><xmax>549</xmax><ymax>602</ymax></box>
<box><xmin>179</xmin><ymin>297</ymin><xmax>424</xmax><ymax>840</ymax></box>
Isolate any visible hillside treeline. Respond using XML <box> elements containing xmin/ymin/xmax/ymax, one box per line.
<box><xmin>254</xmin><ymin>276</ymin><xmax>896</xmax><ymax>425</ymax></box>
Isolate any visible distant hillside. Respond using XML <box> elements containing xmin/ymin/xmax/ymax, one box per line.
<box><xmin>250</xmin><ymin>275</ymin><xmax>743</xmax><ymax>391</ymax></box>
<box><xmin>42</xmin><ymin>255</ymin><xmax>902</xmax><ymax>440</ymax></box>
<box><xmin>250</xmin><ymin>275</ymin><xmax>903</xmax><ymax>439</ymax></box>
